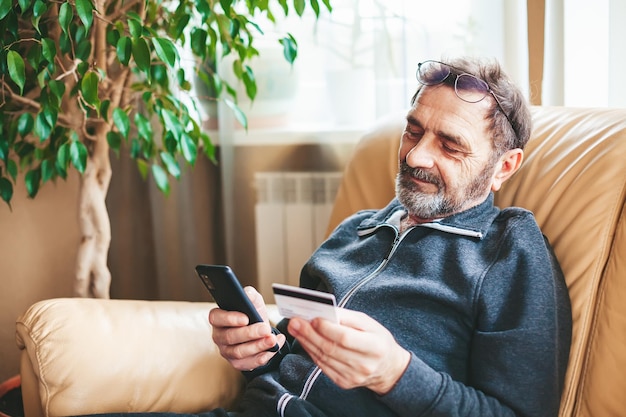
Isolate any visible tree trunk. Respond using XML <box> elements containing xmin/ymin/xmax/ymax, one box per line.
<box><xmin>72</xmin><ymin>0</ymin><xmax>118</xmax><ymax>298</ymax></box>
<box><xmin>74</xmin><ymin>132</ymin><xmax>112</xmax><ymax>298</ymax></box>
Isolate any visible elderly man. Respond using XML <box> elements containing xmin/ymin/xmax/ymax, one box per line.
<box><xmin>95</xmin><ymin>57</ymin><xmax>572</xmax><ymax>417</ymax></box>
<box><xmin>210</xmin><ymin>57</ymin><xmax>571</xmax><ymax>417</ymax></box>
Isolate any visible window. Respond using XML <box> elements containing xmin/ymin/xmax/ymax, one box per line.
<box><xmin>217</xmin><ymin>0</ymin><xmax>521</xmax><ymax>135</ymax></box>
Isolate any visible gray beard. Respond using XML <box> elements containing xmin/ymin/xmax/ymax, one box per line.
<box><xmin>395</xmin><ymin>160</ymin><xmax>495</xmax><ymax>219</ymax></box>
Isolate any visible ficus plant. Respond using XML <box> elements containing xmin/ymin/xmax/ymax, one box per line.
<box><xmin>0</xmin><ymin>0</ymin><xmax>331</xmax><ymax>298</ymax></box>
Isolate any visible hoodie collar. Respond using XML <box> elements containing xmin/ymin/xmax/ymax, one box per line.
<box><xmin>357</xmin><ymin>193</ymin><xmax>501</xmax><ymax>240</ymax></box>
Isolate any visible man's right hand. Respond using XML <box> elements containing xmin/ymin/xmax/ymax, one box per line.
<box><xmin>208</xmin><ymin>286</ymin><xmax>286</xmax><ymax>371</ymax></box>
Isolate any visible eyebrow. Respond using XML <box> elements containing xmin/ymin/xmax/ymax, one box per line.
<box><xmin>405</xmin><ymin>115</ymin><xmax>471</xmax><ymax>151</ymax></box>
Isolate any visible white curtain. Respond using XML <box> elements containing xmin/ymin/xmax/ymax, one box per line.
<box><xmin>543</xmin><ymin>0</ymin><xmax>626</xmax><ymax>107</ymax></box>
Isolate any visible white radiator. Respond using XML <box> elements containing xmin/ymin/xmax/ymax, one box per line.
<box><xmin>254</xmin><ymin>171</ymin><xmax>342</xmax><ymax>298</ymax></box>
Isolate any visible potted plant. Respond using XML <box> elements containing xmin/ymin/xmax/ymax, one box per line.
<box><xmin>0</xmin><ymin>0</ymin><xmax>332</xmax><ymax>298</ymax></box>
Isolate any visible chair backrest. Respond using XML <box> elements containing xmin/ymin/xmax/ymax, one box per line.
<box><xmin>327</xmin><ymin>106</ymin><xmax>626</xmax><ymax>417</ymax></box>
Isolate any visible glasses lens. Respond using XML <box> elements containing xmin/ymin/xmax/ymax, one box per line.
<box><xmin>416</xmin><ymin>61</ymin><xmax>450</xmax><ymax>85</ymax></box>
<box><xmin>455</xmin><ymin>74</ymin><xmax>489</xmax><ymax>103</ymax></box>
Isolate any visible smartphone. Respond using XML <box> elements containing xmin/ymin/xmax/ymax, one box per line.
<box><xmin>195</xmin><ymin>264</ymin><xmax>278</xmax><ymax>352</ymax></box>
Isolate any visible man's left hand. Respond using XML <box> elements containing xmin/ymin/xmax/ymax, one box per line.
<box><xmin>287</xmin><ymin>309</ymin><xmax>411</xmax><ymax>395</ymax></box>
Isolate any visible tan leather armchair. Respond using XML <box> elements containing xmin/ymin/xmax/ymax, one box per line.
<box><xmin>16</xmin><ymin>106</ymin><xmax>626</xmax><ymax>417</ymax></box>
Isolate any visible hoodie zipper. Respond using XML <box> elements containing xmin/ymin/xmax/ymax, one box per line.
<box><xmin>298</xmin><ymin>224</ymin><xmax>405</xmax><ymax>402</ymax></box>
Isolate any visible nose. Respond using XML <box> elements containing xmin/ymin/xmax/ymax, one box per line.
<box><xmin>404</xmin><ymin>136</ymin><xmax>436</xmax><ymax>169</ymax></box>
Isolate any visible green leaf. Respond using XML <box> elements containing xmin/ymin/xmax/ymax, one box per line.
<box><xmin>277</xmin><ymin>0</ymin><xmax>288</xmax><ymax>15</ymax></box>
<box><xmin>32</xmin><ymin>11</ymin><xmax>42</xmax><ymax>29</ymax></box>
<box><xmin>280</xmin><ymin>33</ymin><xmax>298</xmax><ymax>64</ymax></box>
<box><xmin>219</xmin><ymin>0</ymin><xmax>232</xmax><ymax>14</ymax></box>
<box><xmin>224</xmin><ymin>98</ymin><xmax>247</xmax><ymax>130</ymax></box>
<box><xmin>80</xmin><ymin>71</ymin><xmax>100</xmax><ymax>108</ymax></box>
<box><xmin>161</xmin><ymin>109</ymin><xmax>183</xmax><ymax>140</ymax></box>
<box><xmin>132</xmin><ymin>37</ymin><xmax>151</xmax><ymax>73</ymax></box>
<box><xmin>41</xmin><ymin>106</ymin><xmax>58</xmax><ymax>130</ymax></box>
<box><xmin>75</xmin><ymin>0</ymin><xmax>93</xmax><ymax>31</ymax></box>
<box><xmin>200</xmin><ymin>133</ymin><xmax>217</xmax><ymax>164</ymax></box>
<box><xmin>76</xmin><ymin>61</ymin><xmax>89</xmax><ymax>77</ymax></box>
<box><xmin>196</xmin><ymin>0</ymin><xmax>211</xmax><ymax>18</ymax></box>
<box><xmin>294</xmin><ymin>0</ymin><xmax>305</xmax><ymax>16</ymax></box>
<box><xmin>0</xmin><ymin>177</ymin><xmax>13</xmax><ymax>206</ymax></box>
<box><xmin>127</xmin><ymin>18</ymin><xmax>142</xmax><ymax>39</ymax></box>
<box><xmin>151</xmin><ymin>163</ymin><xmax>170</xmax><ymax>196</ymax></box>
<box><xmin>25</xmin><ymin>168</ymin><xmax>41</xmax><ymax>198</ymax></box>
<box><xmin>136</xmin><ymin>158</ymin><xmax>149</xmax><ymax>179</ymax></box>
<box><xmin>70</xmin><ymin>141</ymin><xmax>88</xmax><ymax>173</ymax></box>
<box><xmin>106</xmin><ymin>131</ymin><xmax>122</xmax><ymax>153</ymax></box>
<box><xmin>0</xmin><ymin>0</ymin><xmax>13</xmax><ymax>20</ymax></box>
<box><xmin>74</xmin><ymin>25</ymin><xmax>87</xmax><ymax>44</ymax></box>
<box><xmin>0</xmin><ymin>140</ymin><xmax>8</xmax><ymax>161</ymax></box>
<box><xmin>151</xmin><ymin>64</ymin><xmax>169</xmax><ymax>87</ymax></box>
<box><xmin>163</xmin><ymin>132</ymin><xmax>177</xmax><ymax>154</ymax></box>
<box><xmin>7</xmin><ymin>51</ymin><xmax>25</xmax><ymax>95</ymax></box>
<box><xmin>32</xmin><ymin>0</ymin><xmax>46</xmax><ymax>17</ymax></box>
<box><xmin>170</xmin><ymin>12</ymin><xmax>190</xmax><ymax>40</ymax></box>
<box><xmin>106</xmin><ymin>27</ymin><xmax>120</xmax><ymax>47</ymax></box>
<box><xmin>116</xmin><ymin>36</ymin><xmax>132</xmax><ymax>65</ymax></box>
<box><xmin>55</xmin><ymin>143</ymin><xmax>69</xmax><ymax>179</ymax></box>
<box><xmin>130</xmin><ymin>138</ymin><xmax>141</xmax><ymax>159</ymax></box>
<box><xmin>113</xmin><ymin>108</ymin><xmax>130</xmax><ymax>138</ymax></box>
<box><xmin>135</xmin><ymin>113</ymin><xmax>152</xmax><ymax>140</ymax></box>
<box><xmin>180</xmin><ymin>133</ymin><xmax>197</xmax><ymax>165</ymax></box>
<box><xmin>48</xmin><ymin>79</ymin><xmax>66</xmax><ymax>101</ymax></box>
<box><xmin>18</xmin><ymin>0</ymin><xmax>31</xmax><ymax>14</ymax></box>
<box><xmin>41</xmin><ymin>38</ymin><xmax>56</xmax><ymax>63</ymax></box>
<box><xmin>75</xmin><ymin>39</ymin><xmax>92</xmax><ymax>62</ymax></box>
<box><xmin>152</xmin><ymin>37</ymin><xmax>178</xmax><ymax>67</ymax></box>
<box><xmin>59</xmin><ymin>2</ymin><xmax>73</xmax><ymax>34</ymax></box>
<box><xmin>34</xmin><ymin>112</ymin><xmax>52</xmax><ymax>141</ymax></box>
<box><xmin>160</xmin><ymin>152</ymin><xmax>181</xmax><ymax>178</ymax></box>
<box><xmin>310</xmin><ymin>0</ymin><xmax>320</xmax><ymax>17</ymax></box>
<box><xmin>41</xmin><ymin>159</ymin><xmax>55</xmax><ymax>182</ymax></box>
<box><xmin>242</xmin><ymin>65</ymin><xmax>256</xmax><ymax>100</ymax></box>
<box><xmin>100</xmin><ymin>99</ymin><xmax>110</xmax><ymax>121</ymax></box>
<box><xmin>190</xmin><ymin>29</ymin><xmax>208</xmax><ymax>58</ymax></box>
<box><xmin>59</xmin><ymin>32</ymin><xmax>71</xmax><ymax>54</ymax></box>
<box><xmin>17</xmin><ymin>113</ymin><xmax>34</xmax><ymax>136</ymax></box>
<box><xmin>320</xmin><ymin>0</ymin><xmax>332</xmax><ymax>12</ymax></box>
<box><xmin>216</xmin><ymin>14</ymin><xmax>232</xmax><ymax>45</ymax></box>
<box><xmin>7</xmin><ymin>159</ymin><xmax>18</xmax><ymax>181</ymax></box>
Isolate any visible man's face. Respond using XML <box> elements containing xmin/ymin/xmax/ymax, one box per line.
<box><xmin>396</xmin><ymin>85</ymin><xmax>499</xmax><ymax>221</ymax></box>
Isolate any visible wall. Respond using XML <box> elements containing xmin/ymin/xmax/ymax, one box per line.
<box><xmin>0</xmin><ymin>171</ymin><xmax>80</xmax><ymax>382</ymax></box>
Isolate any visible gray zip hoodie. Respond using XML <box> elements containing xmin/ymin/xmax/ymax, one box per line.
<box><xmin>239</xmin><ymin>194</ymin><xmax>571</xmax><ymax>417</ymax></box>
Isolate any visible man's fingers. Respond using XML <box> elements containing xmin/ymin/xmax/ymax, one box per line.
<box><xmin>230</xmin><ymin>350</ymin><xmax>277</xmax><ymax>371</ymax></box>
<box><xmin>209</xmin><ymin>307</ymin><xmax>249</xmax><ymax>327</ymax></box>
<box><xmin>308</xmin><ymin>313</ymin><xmax>384</xmax><ymax>354</ymax></box>
<box><xmin>337</xmin><ymin>308</ymin><xmax>382</xmax><ymax>332</ymax></box>
<box><xmin>244</xmin><ymin>286</ymin><xmax>268</xmax><ymax>316</ymax></box>
<box><xmin>212</xmin><ymin>321</ymin><xmax>273</xmax><ymax>346</ymax></box>
<box><xmin>220</xmin><ymin>331</ymin><xmax>278</xmax><ymax>359</ymax></box>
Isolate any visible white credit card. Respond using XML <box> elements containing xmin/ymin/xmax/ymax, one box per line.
<box><xmin>272</xmin><ymin>283</ymin><xmax>339</xmax><ymax>323</ymax></box>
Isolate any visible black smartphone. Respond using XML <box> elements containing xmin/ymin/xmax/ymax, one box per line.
<box><xmin>195</xmin><ymin>264</ymin><xmax>278</xmax><ymax>352</ymax></box>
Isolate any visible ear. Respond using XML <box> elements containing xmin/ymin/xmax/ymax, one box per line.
<box><xmin>490</xmin><ymin>148</ymin><xmax>524</xmax><ymax>192</ymax></box>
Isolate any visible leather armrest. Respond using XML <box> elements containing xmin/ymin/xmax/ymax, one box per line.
<box><xmin>15</xmin><ymin>298</ymin><xmax>245</xmax><ymax>417</ymax></box>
